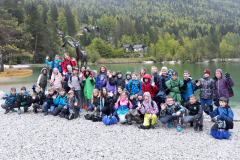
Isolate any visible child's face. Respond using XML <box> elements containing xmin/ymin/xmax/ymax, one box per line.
<box><xmin>138</xmin><ymin>95</ymin><xmax>143</xmax><ymax>100</ymax></box>
<box><xmin>58</xmin><ymin>62</ymin><xmax>62</xmax><ymax>65</ymax></box>
<box><xmin>126</xmin><ymin>75</ymin><xmax>131</xmax><ymax>79</ymax></box>
<box><xmin>141</xmin><ymin>69</ymin><xmax>145</xmax><ymax>75</ymax></box>
<box><xmin>81</xmin><ymin>67</ymin><xmax>86</xmax><ymax>72</ymax></box>
<box><xmin>184</xmin><ymin>73</ymin><xmax>189</xmax><ymax>79</ymax></box>
<box><xmin>151</xmin><ymin>68</ymin><xmax>157</xmax><ymax>74</ymax></box>
<box><xmin>117</xmin><ymin>73</ymin><xmax>122</xmax><ymax>78</ymax></box>
<box><xmin>35</xmin><ymin>87</ymin><xmax>41</xmax><ymax>93</ymax></box>
<box><xmin>204</xmin><ymin>73</ymin><xmax>210</xmax><ymax>78</ymax></box>
<box><xmin>11</xmin><ymin>90</ymin><xmax>16</xmax><ymax>96</ymax></box>
<box><xmin>215</xmin><ymin>71</ymin><xmax>222</xmax><ymax>79</ymax></box>
<box><xmin>168</xmin><ymin>71</ymin><xmax>172</xmax><ymax>75</ymax></box>
<box><xmin>172</xmin><ymin>75</ymin><xmax>177</xmax><ymax>80</ymax></box>
<box><xmin>166</xmin><ymin>98</ymin><xmax>174</xmax><ymax>106</ymax></box>
<box><xmin>162</xmin><ymin>69</ymin><xmax>167</xmax><ymax>76</ymax></box>
<box><xmin>117</xmin><ymin>88</ymin><xmax>122</xmax><ymax>94</ymax></box>
<box><xmin>43</xmin><ymin>70</ymin><xmax>47</xmax><ymax>74</ymax></box>
<box><xmin>101</xmin><ymin>67</ymin><xmax>105</xmax><ymax>73</ymax></box>
<box><xmin>86</xmin><ymin>71</ymin><xmax>89</xmax><ymax>75</ymax></box>
<box><xmin>73</xmin><ymin>70</ymin><xmax>78</xmax><ymax>74</ymax></box>
<box><xmin>190</xmin><ymin>97</ymin><xmax>197</xmax><ymax>104</ymax></box>
<box><xmin>121</xmin><ymin>93</ymin><xmax>126</xmax><ymax>99</ymax></box>
<box><xmin>144</xmin><ymin>95</ymin><xmax>149</xmax><ymax>102</ymax></box>
<box><xmin>107</xmin><ymin>71</ymin><xmax>111</xmax><ymax>76</ymax></box>
<box><xmin>69</xmin><ymin>93</ymin><xmax>74</xmax><ymax>99</ymax></box>
<box><xmin>21</xmin><ymin>90</ymin><xmax>26</xmax><ymax>95</ymax></box>
<box><xmin>144</xmin><ymin>78</ymin><xmax>149</xmax><ymax>83</ymax></box>
<box><xmin>55</xmin><ymin>55</ymin><xmax>59</xmax><ymax>60</ymax></box>
<box><xmin>219</xmin><ymin>101</ymin><xmax>227</xmax><ymax>108</ymax></box>
<box><xmin>102</xmin><ymin>89</ymin><xmax>107</xmax><ymax>95</ymax></box>
<box><xmin>93</xmin><ymin>91</ymin><xmax>98</xmax><ymax>97</ymax></box>
<box><xmin>132</xmin><ymin>74</ymin><xmax>137</xmax><ymax>80</ymax></box>
<box><xmin>60</xmin><ymin>91</ymin><xmax>65</xmax><ymax>96</ymax></box>
<box><xmin>49</xmin><ymin>90</ymin><xmax>54</xmax><ymax>95</ymax></box>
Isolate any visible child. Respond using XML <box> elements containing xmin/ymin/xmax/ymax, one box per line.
<box><xmin>99</xmin><ymin>87</ymin><xmax>112</xmax><ymax>117</ymax></box>
<box><xmin>106</xmin><ymin>70</ymin><xmax>117</xmax><ymax>93</ymax></box>
<box><xmin>125</xmin><ymin>71</ymin><xmax>132</xmax><ymax>83</ymax></box>
<box><xmin>58</xmin><ymin>61</ymin><xmax>62</xmax><ymax>73</ymax></box>
<box><xmin>111</xmin><ymin>86</ymin><xmax>123</xmax><ymax>116</ymax></box>
<box><xmin>43</xmin><ymin>88</ymin><xmax>55</xmax><ymax>116</ymax></box>
<box><xmin>160</xmin><ymin>95</ymin><xmax>187</xmax><ymax>131</ymax></box>
<box><xmin>142</xmin><ymin>74</ymin><xmax>159</xmax><ymax>99</ymax></box>
<box><xmin>50</xmin><ymin>68</ymin><xmax>62</xmax><ymax>93</ymax></box>
<box><xmin>111</xmin><ymin>71</ymin><xmax>125</xmax><ymax>90</ymax></box>
<box><xmin>168</xmin><ymin>69</ymin><xmax>173</xmax><ymax>76</ymax></box>
<box><xmin>151</xmin><ymin>66</ymin><xmax>159</xmax><ymax>86</ymax></box>
<box><xmin>16</xmin><ymin>87</ymin><xmax>31</xmax><ymax>115</ymax></box>
<box><xmin>65</xmin><ymin>65</ymin><xmax>73</xmax><ymax>93</ymax></box>
<box><xmin>1</xmin><ymin>87</ymin><xmax>18</xmax><ymax>114</ymax></box>
<box><xmin>196</xmin><ymin>69</ymin><xmax>215</xmax><ymax>112</ymax></box>
<box><xmin>139</xmin><ymin>67</ymin><xmax>147</xmax><ymax>82</ymax></box>
<box><xmin>32</xmin><ymin>86</ymin><xmax>45</xmax><ymax>114</ymax></box>
<box><xmin>88</xmin><ymin>89</ymin><xmax>100</xmax><ymax>114</ymax></box>
<box><xmin>45</xmin><ymin>55</ymin><xmax>62</xmax><ymax>79</ymax></box>
<box><xmin>210</xmin><ymin>97</ymin><xmax>234</xmax><ymax>139</ymax></box>
<box><xmin>37</xmin><ymin>68</ymin><xmax>48</xmax><ymax>94</ymax></box>
<box><xmin>53</xmin><ymin>88</ymin><xmax>68</xmax><ymax>116</ymax></box>
<box><xmin>166</xmin><ymin>71</ymin><xmax>188</xmax><ymax>103</ymax></box>
<box><xmin>114</xmin><ymin>91</ymin><xmax>133</xmax><ymax>124</ymax></box>
<box><xmin>68</xmin><ymin>68</ymin><xmax>82</xmax><ymax>109</ymax></box>
<box><xmin>95</xmin><ymin>65</ymin><xmax>107</xmax><ymax>90</ymax></box>
<box><xmin>183</xmin><ymin>94</ymin><xmax>203</xmax><ymax>131</ymax></box>
<box><xmin>60</xmin><ymin>90</ymin><xmax>78</xmax><ymax>119</ymax></box>
<box><xmin>138</xmin><ymin>92</ymin><xmax>158</xmax><ymax>129</ymax></box>
<box><xmin>213</xmin><ymin>69</ymin><xmax>234</xmax><ymax>105</ymax></box>
<box><xmin>126</xmin><ymin>72</ymin><xmax>142</xmax><ymax>96</ymax></box>
<box><xmin>181</xmin><ymin>70</ymin><xmax>198</xmax><ymax>106</ymax></box>
<box><xmin>82</xmin><ymin>68</ymin><xmax>96</xmax><ymax>111</ymax></box>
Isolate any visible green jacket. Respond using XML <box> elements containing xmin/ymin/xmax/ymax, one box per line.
<box><xmin>82</xmin><ymin>75</ymin><xmax>96</xmax><ymax>99</ymax></box>
<box><xmin>166</xmin><ymin>77</ymin><xmax>188</xmax><ymax>103</ymax></box>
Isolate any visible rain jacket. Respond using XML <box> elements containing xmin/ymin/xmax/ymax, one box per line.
<box><xmin>182</xmin><ymin>77</ymin><xmax>197</xmax><ymax>101</ymax></box>
<box><xmin>64</xmin><ymin>97</ymin><xmax>79</xmax><ymax>118</ymax></box>
<box><xmin>82</xmin><ymin>75</ymin><xmax>95</xmax><ymax>99</ymax></box>
<box><xmin>17</xmin><ymin>92</ymin><xmax>31</xmax><ymax>106</ymax></box>
<box><xmin>142</xmin><ymin>74</ymin><xmax>159</xmax><ymax>98</ymax></box>
<box><xmin>44</xmin><ymin>93</ymin><xmax>54</xmax><ymax>105</ymax></box>
<box><xmin>53</xmin><ymin>93</ymin><xmax>68</xmax><ymax>108</ymax></box>
<box><xmin>2</xmin><ymin>93</ymin><xmax>19</xmax><ymax>106</ymax></box>
<box><xmin>198</xmin><ymin>76</ymin><xmax>215</xmax><ymax>99</ymax></box>
<box><xmin>210</xmin><ymin>106</ymin><xmax>234</xmax><ymax>121</ymax></box>
<box><xmin>106</xmin><ymin>77</ymin><xmax>117</xmax><ymax>93</ymax></box>
<box><xmin>157</xmin><ymin>74</ymin><xmax>170</xmax><ymax>92</ymax></box>
<box><xmin>185</xmin><ymin>100</ymin><xmax>203</xmax><ymax>119</ymax></box>
<box><xmin>160</xmin><ymin>101</ymin><xmax>186</xmax><ymax>117</ymax></box>
<box><xmin>95</xmin><ymin>73</ymin><xmax>107</xmax><ymax>90</ymax></box>
<box><xmin>126</xmin><ymin>78</ymin><xmax>142</xmax><ymax>95</ymax></box>
<box><xmin>45</xmin><ymin>59</ymin><xmax>62</xmax><ymax>70</ymax></box>
<box><xmin>68</xmin><ymin>75</ymin><xmax>82</xmax><ymax>91</ymax></box>
<box><xmin>140</xmin><ymin>92</ymin><xmax>158</xmax><ymax>114</ymax></box>
<box><xmin>62</xmin><ymin>57</ymin><xmax>77</xmax><ymax>73</ymax></box>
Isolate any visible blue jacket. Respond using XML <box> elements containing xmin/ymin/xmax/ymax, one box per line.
<box><xmin>53</xmin><ymin>94</ymin><xmax>69</xmax><ymax>108</ymax></box>
<box><xmin>182</xmin><ymin>77</ymin><xmax>197</xmax><ymax>101</ymax></box>
<box><xmin>95</xmin><ymin>73</ymin><xmax>107</xmax><ymax>90</ymax></box>
<box><xmin>126</xmin><ymin>78</ymin><xmax>142</xmax><ymax>95</ymax></box>
<box><xmin>2</xmin><ymin>93</ymin><xmax>19</xmax><ymax>105</ymax></box>
<box><xmin>210</xmin><ymin>107</ymin><xmax>234</xmax><ymax>121</ymax></box>
<box><xmin>46</xmin><ymin>59</ymin><xmax>62</xmax><ymax>72</ymax></box>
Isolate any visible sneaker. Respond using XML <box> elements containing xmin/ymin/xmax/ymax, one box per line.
<box><xmin>199</xmin><ymin>125</ymin><xmax>203</xmax><ymax>131</ymax></box>
<box><xmin>34</xmin><ymin>109</ymin><xmax>38</xmax><ymax>114</ymax></box>
<box><xmin>177</xmin><ymin>124</ymin><xmax>182</xmax><ymax>131</ymax></box>
<box><xmin>10</xmin><ymin>108</ymin><xmax>17</xmax><ymax>112</ymax></box>
<box><xmin>4</xmin><ymin>109</ymin><xmax>10</xmax><ymax>114</ymax></box>
<box><xmin>79</xmin><ymin>108</ymin><xmax>82</xmax><ymax>112</ymax></box>
<box><xmin>194</xmin><ymin>124</ymin><xmax>199</xmax><ymax>131</ymax></box>
<box><xmin>80</xmin><ymin>105</ymin><xmax>83</xmax><ymax>108</ymax></box>
<box><xmin>151</xmin><ymin>125</ymin><xmax>155</xmax><ymax>129</ymax></box>
<box><xmin>18</xmin><ymin>109</ymin><xmax>21</xmax><ymax>115</ymax></box>
<box><xmin>44</xmin><ymin>112</ymin><xmax>48</xmax><ymax>116</ymax></box>
<box><xmin>168</xmin><ymin>121</ymin><xmax>172</xmax><ymax>128</ymax></box>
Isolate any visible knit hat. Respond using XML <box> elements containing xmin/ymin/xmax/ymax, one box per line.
<box><xmin>137</xmin><ymin>92</ymin><xmax>143</xmax><ymax>97</ymax></box>
<box><xmin>204</xmin><ymin>69</ymin><xmax>211</xmax><ymax>75</ymax></box>
<box><xmin>219</xmin><ymin>97</ymin><xmax>227</xmax><ymax>103</ymax></box>
<box><xmin>168</xmin><ymin>69</ymin><xmax>173</xmax><ymax>73</ymax></box>
<box><xmin>67</xmin><ymin>65</ymin><xmax>72</xmax><ymax>70</ymax></box>
<box><xmin>73</xmin><ymin>68</ymin><xmax>79</xmax><ymax>72</ymax></box>
<box><xmin>172</xmin><ymin>71</ymin><xmax>178</xmax><ymax>76</ymax></box>
<box><xmin>161</xmin><ymin>66</ymin><xmax>168</xmax><ymax>72</ymax></box>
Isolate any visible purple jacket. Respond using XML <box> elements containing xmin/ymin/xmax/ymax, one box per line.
<box><xmin>214</xmin><ymin>69</ymin><xmax>234</xmax><ymax>99</ymax></box>
<box><xmin>106</xmin><ymin>79</ymin><xmax>117</xmax><ymax>93</ymax></box>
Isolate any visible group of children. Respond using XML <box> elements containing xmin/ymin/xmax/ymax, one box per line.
<box><xmin>1</xmin><ymin>55</ymin><xmax>236</xmax><ymax>138</ymax></box>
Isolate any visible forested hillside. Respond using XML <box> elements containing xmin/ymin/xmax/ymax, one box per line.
<box><xmin>0</xmin><ymin>0</ymin><xmax>240</xmax><ymax>63</ymax></box>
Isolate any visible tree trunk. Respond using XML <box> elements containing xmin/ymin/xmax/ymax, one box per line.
<box><xmin>0</xmin><ymin>49</ymin><xmax>4</xmax><ymax>72</ymax></box>
<box><xmin>34</xmin><ymin>34</ymin><xmax>38</xmax><ymax>63</ymax></box>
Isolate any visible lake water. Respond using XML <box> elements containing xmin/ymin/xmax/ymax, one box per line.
<box><xmin>0</xmin><ymin>62</ymin><xmax>239</xmax><ymax>108</ymax></box>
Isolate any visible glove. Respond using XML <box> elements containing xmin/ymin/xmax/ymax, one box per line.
<box><xmin>82</xmin><ymin>80</ymin><xmax>86</xmax><ymax>83</ymax></box>
<box><xmin>225</xmin><ymin>72</ymin><xmax>230</xmax><ymax>78</ymax></box>
<box><xmin>213</xmin><ymin>98</ymin><xmax>217</xmax><ymax>102</ymax></box>
<box><xmin>219</xmin><ymin>117</ymin><xmax>225</xmax><ymax>121</ymax></box>
<box><xmin>213</xmin><ymin>76</ymin><xmax>218</xmax><ymax>81</ymax></box>
<box><xmin>184</xmin><ymin>80</ymin><xmax>188</xmax><ymax>85</ymax></box>
<box><xmin>209</xmin><ymin>105</ymin><xmax>213</xmax><ymax>112</ymax></box>
<box><xmin>21</xmin><ymin>102</ymin><xmax>26</xmax><ymax>106</ymax></box>
<box><xmin>90</xmin><ymin>79</ymin><xmax>94</xmax><ymax>82</ymax></box>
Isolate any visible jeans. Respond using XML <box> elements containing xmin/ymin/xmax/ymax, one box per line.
<box><xmin>160</xmin><ymin>114</ymin><xmax>183</xmax><ymax>124</ymax></box>
<box><xmin>61</xmin><ymin>108</ymin><xmax>69</xmax><ymax>115</ymax></box>
<box><xmin>43</xmin><ymin>102</ymin><xmax>55</xmax><ymax>113</ymax></box>
<box><xmin>1</xmin><ymin>103</ymin><xmax>17</xmax><ymax>110</ymax></box>
<box><xmin>200</xmin><ymin>98</ymin><xmax>213</xmax><ymax>107</ymax></box>
<box><xmin>85</xmin><ymin>99</ymin><xmax>90</xmax><ymax>107</ymax></box>
<box><xmin>183</xmin><ymin>115</ymin><xmax>203</xmax><ymax>125</ymax></box>
<box><xmin>88</xmin><ymin>105</ymin><xmax>100</xmax><ymax>111</ymax></box>
<box><xmin>42</xmin><ymin>87</ymin><xmax>46</xmax><ymax>94</ymax></box>
<box><xmin>74</xmin><ymin>90</ymin><xmax>81</xmax><ymax>106</ymax></box>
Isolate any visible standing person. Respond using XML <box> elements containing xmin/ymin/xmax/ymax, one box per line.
<box><xmin>1</xmin><ymin>87</ymin><xmax>18</xmax><ymax>114</ymax></box>
<box><xmin>62</xmin><ymin>53</ymin><xmax>77</xmax><ymax>75</ymax></box>
<box><xmin>139</xmin><ymin>67</ymin><xmax>147</xmax><ymax>82</ymax></box>
<box><xmin>112</xmin><ymin>71</ymin><xmax>125</xmax><ymax>89</ymax></box>
<box><xmin>142</xmin><ymin>74</ymin><xmax>159</xmax><ymax>100</ymax></box>
<box><xmin>37</xmin><ymin>68</ymin><xmax>48</xmax><ymax>94</ymax></box>
<box><xmin>106</xmin><ymin>70</ymin><xmax>117</xmax><ymax>93</ymax></box>
<box><xmin>95</xmin><ymin>65</ymin><xmax>107</xmax><ymax>90</ymax></box>
<box><xmin>151</xmin><ymin>66</ymin><xmax>160</xmax><ymax>86</ymax></box>
<box><xmin>68</xmin><ymin>68</ymin><xmax>82</xmax><ymax>109</ymax></box>
<box><xmin>65</xmin><ymin>65</ymin><xmax>73</xmax><ymax>93</ymax></box>
<box><xmin>82</xmin><ymin>69</ymin><xmax>96</xmax><ymax>111</ymax></box>
<box><xmin>125</xmin><ymin>72</ymin><xmax>142</xmax><ymax>96</ymax></box>
<box><xmin>79</xmin><ymin>66</ymin><xmax>86</xmax><ymax>108</ymax></box>
<box><xmin>45</xmin><ymin>55</ymin><xmax>62</xmax><ymax>79</ymax></box>
<box><xmin>50</xmin><ymin>68</ymin><xmax>62</xmax><ymax>93</ymax></box>
<box><xmin>31</xmin><ymin>86</ymin><xmax>45</xmax><ymax>114</ymax></box>
<box><xmin>196</xmin><ymin>69</ymin><xmax>215</xmax><ymax>113</ymax></box>
<box><xmin>213</xmin><ymin>69</ymin><xmax>234</xmax><ymax>106</ymax></box>
<box><xmin>16</xmin><ymin>87</ymin><xmax>31</xmax><ymax>115</ymax></box>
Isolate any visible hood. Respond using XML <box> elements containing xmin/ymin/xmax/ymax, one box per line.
<box><xmin>143</xmin><ymin>92</ymin><xmax>152</xmax><ymax>106</ymax></box>
<box><xmin>143</xmin><ymin>74</ymin><xmax>151</xmax><ymax>82</ymax></box>
<box><xmin>126</xmin><ymin>71</ymin><xmax>132</xmax><ymax>79</ymax></box>
<box><xmin>116</xmin><ymin>71</ymin><xmax>123</xmax><ymax>79</ymax></box>
<box><xmin>183</xmin><ymin>77</ymin><xmax>193</xmax><ymax>82</ymax></box>
<box><xmin>215</xmin><ymin>69</ymin><xmax>223</xmax><ymax>79</ymax></box>
<box><xmin>41</xmin><ymin>68</ymin><xmax>48</xmax><ymax>74</ymax></box>
<box><xmin>168</xmin><ymin>69</ymin><xmax>173</xmax><ymax>73</ymax></box>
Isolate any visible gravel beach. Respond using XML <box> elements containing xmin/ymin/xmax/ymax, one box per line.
<box><xmin>0</xmin><ymin>90</ymin><xmax>239</xmax><ymax>159</ymax></box>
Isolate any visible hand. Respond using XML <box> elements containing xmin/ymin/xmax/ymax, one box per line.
<box><xmin>196</xmin><ymin>81</ymin><xmax>201</xmax><ymax>86</ymax></box>
<box><xmin>147</xmin><ymin>114</ymin><xmax>152</xmax><ymax>119</ymax></box>
<box><xmin>125</xmin><ymin>80</ymin><xmax>129</xmax><ymax>84</ymax></box>
<box><xmin>137</xmin><ymin>102</ymin><xmax>141</xmax><ymax>108</ymax></box>
<box><xmin>151</xmin><ymin>81</ymin><xmax>155</xmax><ymax>86</ymax></box>
<box><xmin>176</xmin><ymin>112</ymin><xmax>181</xmax><ymax>116</ymax></box>
<box><xmin>74</xmin><ymin>102</ymin><xmax>78</xmax><ymax>106</ymax></box>
<box><xmin>72</xmin><ymin>57</ymin><xmax>75</xmax><ymax>61</ymax></box>
<box><xmin>108</xmin><ymin>92</ymin><xmax>113</xmax><ymax>97</ymax></box>
<box><xmin>46</xmin><ymin>56</ymin><xmax>49</xmax><ymax>59</ymax></box>
<box><xmin>53</xmin><ymin>95</ymin><xmax>57</xmax><ymax>99</ymax></box>
<box><xmin>32</xmin><ymin>95</ymin><xmax>36</xmax><ymax>99</ymax></box>
<box><xmin>225</xmin><ymin>72</ymin><xmax>230</xmax><ymax>78</ymax></box>
<box><xmin>3</xmin><ymin>94</ymin><xmax>7</xmax><ymax>98</ymax></box>
<box><xmin>90</xmin><ymin>76</ymin><xmax>92</xmax><ymax>80</ymax></box>
<box><xmin>109</xmin><ymin>74</ymin><xmax>112</xmax><ymax>78</ymax></box>
<box><xmin>63</xmin><ymin>72</ymin><xmax>66</xmax><ymax>76</ymax></box>
<box><xmin>209</xmin><ymin>105</ymin><xmax>213</xmax><ymax>112</ymax></box>
<box><xmin>161</xmin><ymin>103</ymin><xmax>166</xmax><ymax>110</ymax></box>
<box><xmin>94</xmin><ymin>107</ymin><xmax>97</xmax><ymax>111</ymax></box>
<box><xmin>63</xmin><ymin>106</ymin><xmax>67</xmax><ymax>109</ymax></box>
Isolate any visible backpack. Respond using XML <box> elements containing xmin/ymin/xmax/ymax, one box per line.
<box><xmin>224</xmin><ymin>81</ymin><xmax>234</xmax><ymax>98</ymax></box>
<box><xmin>129</xmin><ymin>80</ymin><xmax>140</xmax><ymax>93</ymax></box>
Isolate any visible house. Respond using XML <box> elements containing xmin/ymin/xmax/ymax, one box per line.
<box><xmin>121</xmin><ymin>44</ymin><xmax>133</xmax><ymax>52</ymax></box>
<box><xmin>62</xmin><ymin>41</ymin><xmax>80</xmax><ymax>49</ymax></box>
<box><xmin>57</xmin><ymin>29</ymin><xmax>64</xmax><ymax>39</ymax></box>
<box><xmin>79</xmin><ymin>27</ymin><xmax>91</xmax><ymax>33</ymax></box>
<box><xmin>90</xmin><ymin>26</ymin><xmax>100</xmax><ymax>32</ymax></box>
<box><xmin>133</xmin><ymin>44</ymin><xmax>145</xmax><ymax>52</ymax></box>
<box><xmin>107</xmin><ymin>37</ymin><xmax>114</xmax><ymax>43</ymax></box>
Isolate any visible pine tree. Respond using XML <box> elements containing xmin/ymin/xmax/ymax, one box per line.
<box><xmin>57</xmin><ymin>11</ymin><xmax>68</xmax><ymax>35</ymax></box>
<box><xmin>65</xmin><ymin>3</ymin><xmax>76</xmax><ymax>36</ymax></box>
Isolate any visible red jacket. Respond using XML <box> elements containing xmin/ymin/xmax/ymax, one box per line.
<box><xmin>62</xmin><ymin>57</ymin><xmax>77</xmax><ymax>73</ymax></box>
<box><xmin>142</xmin><ymin>74</ymin><xmax>159</xmax><ymax>98</ymax></box>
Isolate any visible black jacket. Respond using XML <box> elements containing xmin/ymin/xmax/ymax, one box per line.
<box><xmin>185</xmin><ymin>100</ymin><xmax>203</xmax><ymax>119</ymax></box>
<box><xmin>32</xmin><ymin>91</ymin><xmax>46</xmax><ymax>105</ymax></box>
<box><xmin>44</xmin><ymin>94</ymin><xmax>54</xmax><ymax>105</ymax></box>
<box><xmin>17</xmin><ymin>93</ymin><xmax>32</xmax><ymax>106</ymax></box>
<box><xmin>92</xmin><ymin>96</ymin><xmax>100</xmax><ymax>108</ymax></box>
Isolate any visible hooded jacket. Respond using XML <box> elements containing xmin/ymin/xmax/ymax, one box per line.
<box><xmin>166</xmin><ymin>77</ymin><xmax>186</xmax><ymax>103</ymax></box>
<box><xmin>17</xmin><ymin>92</ymin><xmax>31</xmax><ymax>106</ymax></box>
<box><xmin>210</xmin><ymin>106</ymin><xmax>234</xmax><ymax>121</ymax></box>
<box><xmin>2</xmin><ymin>93</ymin><xmax>19</xmax><ymax>106</ymax></box>
<box><xmin>62</xmin><ymin>57</ymin><xmax>77</xmax><ymax>73</ymax></box>
<box><xmin>126</xmin><ymin>78</ymin><xmax>142</xmax><ymax>95</ymax></box>
<box><xmin>68</xmin><ymin>74</ymin><xmax>82</xmax><ymax>91</ymax></box>
<box><xmin>111</xmin><ymin>71</ymin><xmax>125</xmax><ymax>89</ymax></box>
<box><xmin>64</xmin><ymin>97</ymin><xmax>79</xmax><ymax>118</ymax></box>
<box><xmin>45</xmin><ymin>59</ymin><xmax>62</xmax><ymax>69</ymax></box>
<box><xmin>82</xmin><ymin>74</ymin><xmax>96</xmax><ymax>99</ymax></box>
<box><xmin>185</xmin><ymin>100</ymin><xmax>203</xmax><ymax>119</ymax></box>
<box><xmin>157</xmin><ymin>74</ymin><xmax>170</xmax><ymax>92</ymax></box>
<box><xmin>106</xmin><ymin>76</ymin><xmax>117</xmax><ymax>93</ymax></box>
<box><xmin>32</xmin><ymin>91</ymin><xmax>46</xmax><ymax>105</ymax></box>
<box><xmin>51</xmin><ymin>71</ymin><xmax>62</xmax><ymax>89</ymax></box>
<box><xmin>214</xmin><ymin>69</ymin><xmax>234</xmax><ymax>99</ymax></box>
<box><xmin>95</xmin><ymin>73</ymin><xmax>107</xmax><ymax>90</ymax></box>
<box><xmin>44</xmin><ymin>93</ymin><xmax>54</xmax><ymax>105</ymax></box>
<box><xmin>142</xmin><ymin>74</ymin><xmax>159</xmax><ymax>98</ymax></box>
<box><xmin>53</xmin><ymin>93</ymin><xmax>68</xmax><ymax>108</ymax></box>
<box><xmin>114</xmin><ymin>97</ymin><xmax>133</xmax><ymax>115</ymax></box>
<box><xmin>140</xmin><ymin>92</ymin><xmax>158</xmax><ymax>114</ymax></box>
<box><xmin>37</xmin><ymin>68</ymin><xmax>48</xmax><ymax>88</ymax></box>
<box><xmin>182</xmin><ymin>77</ymin><xmax>197</xmax><ymax>101</ymax></box>
<box><xmin>198</xmin><ymin>76</ymin><xmax>215</xmax><ymax>99</ymax></box>
<box><xmin>160</xmin><ymin>101</ymin><xmax>186</xmax><ymax>117</ymax></box>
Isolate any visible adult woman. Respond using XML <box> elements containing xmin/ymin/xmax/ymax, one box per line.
<box><xmin>62</xmin><ymin>53</ymin><xmax>77</xmax><ymax>75</ymax></box>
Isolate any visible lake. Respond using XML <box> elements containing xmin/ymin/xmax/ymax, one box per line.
<box><xmin>0</xmin><ymin>62</ymin><xmax>239</xmax><ymax>108</ymax></box>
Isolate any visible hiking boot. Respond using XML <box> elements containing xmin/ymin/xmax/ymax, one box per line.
<box><xmin>194</xmin><ymin>124</ymin><xmax>199</xmax><ymax>131</ymax></box>
<box><xmin>34</xmin><ymin>109</ymin><xmax>38</xmax><ymax>114</ymax></box>
<box><xmin>24</xmin><ymin>106</ymin><xmax>28</xmax><ymax>112</ymax></box>
<box><xmin>138</xmin><ymin>125</ymin><xmax>150</xmax><ymax>130</ymax></box>
<box><xmin>199</xmin><ymin>125</ymin><xmax>203</xmax><ymax>131</ymax></box>
<box><xmin>59</xmin><ymin>114</ymin><xmax>65</xmax><ymax>118</ymax></box>
<box><xmin>190</xmin><ymin>122</ymin><xmax>194</xmax><ymax>127</ymax></box>
<box><xmin>44</xmin><ymin>112</ymin><xmax>48</xmax><ymax>116</ymax></box>
<box><xmin>18</xmin><ymin>109</ymin><xmax>21</xmax><ymax>115</ymax></box>
<box><xmin>4</xmin><ymin>109</ymin><xmax>10</xmax><ymax>114</ymax></box>
<box><xmin>177</xmin><ymin>124</ymin><xmax>182</xmax><ymax>131</ymax></box>
<box><xmin>168</xmin><ymin>121</ymin><xmax>172</xmax><ymax>128</ymax></box>
<box><xmin>127</xmin><ymin>121</ymin><xmax>132</xmax><ymax>125</ymax></box>
<box><xmin>151</xmin><ymin>124</ymin><xmax>156</xmax><ymax>129</ymax></box>
<box><xmin>10</xmin><ymin>108</ymin><xmax>17</xmax><ymax>112</ymax></box>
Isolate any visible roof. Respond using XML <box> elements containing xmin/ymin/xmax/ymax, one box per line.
<box><xmin>133</xmin><ymin>44</ymin><xmax>144</xmax><ymax>48</ymax></box>
<box><xmin>90</xmin><ymin>26</ymin><xmax>99</xmax><ymax>29</ymax></box>
<box><xmin>122</xmin><ymin>44</ymin><xmax>132</xmax><ymax>48</ymax></box>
